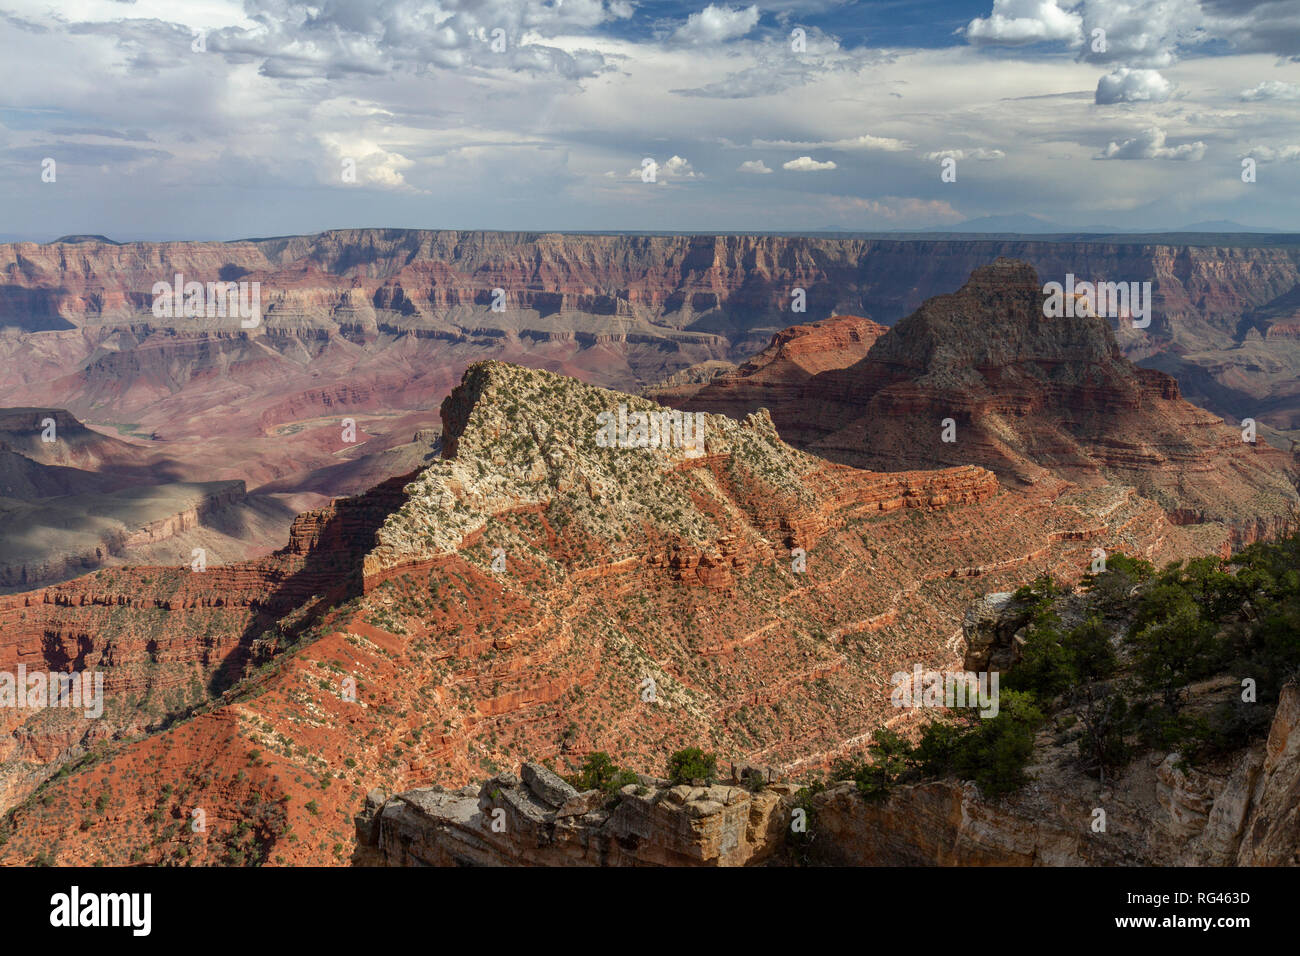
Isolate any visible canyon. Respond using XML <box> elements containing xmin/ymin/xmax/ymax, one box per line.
<box><xmin>0</xmin><ymin>252</ymin><xmax>1295</xmax><ymax>866</ymax></box>
<box><xmin>2</xmin><ymin>231</ymin><xmax>1299</xmax><ymax>586</ymax></box>
<box><xmin>0</xmin><ymin>347</ymin><xmax>1288</xmax><ymax>864</ymax></box>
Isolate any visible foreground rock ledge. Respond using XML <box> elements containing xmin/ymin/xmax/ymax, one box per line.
<box><xmin>357</xmin><ymin>761</ymin><xmax>797</xmax><ymax>866</ymax></box>
<box><xmin>357</xmin><ymin>684</ymin><xmax>1300</xmax><ymax>867</ymax></box>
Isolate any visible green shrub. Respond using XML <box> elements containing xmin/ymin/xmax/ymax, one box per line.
<box><xmin>666</xmin><ymin>748</ymin><xmax>718</xmax><ymax>785</ymax></box>
<box><xmin>952</xmin><ymin>690</ymin><xmax>1044</xmax><ymax>797</ymax></box>
<box><xmin>567</xmin><ymin>752</ymin><xmax>638</xmax><ymax>795</ymax></box>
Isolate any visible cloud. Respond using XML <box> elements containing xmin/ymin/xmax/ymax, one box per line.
<box><xmin>1244</xmin><ymin>144</ymin><xmax>1300</xmax><ymax>163</ymax></box>
<box><xmin>753</xmin><ymin>133</ymin><xmax>913</xmax><ymax>151</ymax></box>
<box><xmin>49</xmin><ymin>127</ymin><xmax>154</xmax><ymax>142</ymax></box>
<box><xmin>672</xmin><ymin>4</ymin><xmax>760</xmax><ymax>45</ymax></box>
<box><xmin>622</xmin><ymin>155</ymin><xmax>700</xmax><ymax>181</ymax></box>
<box><xmin>964</xmin><ymin>0</ymin><xmax>1082</xmax><ymax>45</ymax></box>
<box><xmin>1095</xmin><ymin>68</ymin><xmax>1173</xmax><ymax>104</ymax></box>
<box><xmin>836</xmin><ymin>195</ymin><xmax>965</xmax><ymax>225</ymax></box>
<box><xmin>2</xmin><ymin>142</ymin><xmax>171</xmax><ymax>165</ymax></box>
<box><xmin>318</xmin><ymin>134</ymin><xmax>416</xmax><ymax>189</ymax></box>
<box><xmin>1201</xmin><ymin>0</ymin><xmax>1300</xmax><ymax>60</ymax></box>
<box><xmin>921</xmin><ymin>148</ymin><xmax>1006</xmax><ymax>161</ymax></box>
<box><xmin>661</xmin><ymin>155</ymin><xmax>699</xmax><ymax>177</ymax></box>
<box><xmin>674</xmin><ymin>64</ymin><xmax>816</xmax><ymax>98</ymax></box>
<box><xmin>1076</xmin><ymin>0</ymin><xmax>1208</xmax><ymax>67</ymax></box>
<box><xmin>783</xmin><ymin>155</ymin><xmax>836</xmax><ymax>171</ymax></box>
<box><xmin>198</xmin><ymin>0</ymin><xmax>624</xmax><ymax>80</ymax></box>
<box><xmin>1097</xmin><ymin>126</ymin><xmax>1206</xmax><ymax>160</ymax></box>
<box><xmin>964</xmin><ymin>0</ymin><xmax>1297</xmax><ymax>67</ymax></box>
<box><xmin>1240</xmin><ymin>80</ymin><xmax>1300</xmax><ymax>101</ymax></box>
<box><xmin>831</xmin><ymin>134</ymin><xmax>914</xmax><ymax>152</ymax></box>
<box><xmin>3</xmin><ymin>0</ymin><xmax>1299</xmax><ymax>237</ymax></box>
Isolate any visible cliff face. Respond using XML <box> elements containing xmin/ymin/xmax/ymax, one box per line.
<box><xmin>644</xmin><ymin>314</ymin><xmax>887</xmax><ymax>430</ymax></box>
<box><xmin>358</xmin><ymin>763</ymin><xmax>795</xmax><ymax>867</ymax></box>
<box><xmin>2</xmin><ymin>231</ymin><xmax>1298</xmax><ymax>427</ymax></box>
<box><xmin>0</xmin><ymin>471</ymin><xmax>408</xmax><ymax>813</ymax></box>
<box><xmin>667</xmin><ymin>260</ymin><xmax>1299</xmax><ymax>551</ymax></box>
<box><xmin>804</xmin><ymin>683</ymin><xmax>1300</xmax><ymax>867</ymax></box>
<box><xmin>3</xmin><ymin>231</ymin><xmax>1296</xmax><ymax>347</ymax></box>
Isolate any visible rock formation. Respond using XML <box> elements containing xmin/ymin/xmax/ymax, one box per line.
<box><xmin>662</xmin><ymin>260</ymin><xmax>1299</xmax><ymax>552</ymax></box>
<box><xmin>357</xmin><ymin>762</ymin><xmax>795</xmax><ymax>867</ymax></box>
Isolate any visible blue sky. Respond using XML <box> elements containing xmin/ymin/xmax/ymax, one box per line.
<box><xmin>0</xmin><ymin>0</ymin><xmax>1297</xmax><ymax>240</ymax></box>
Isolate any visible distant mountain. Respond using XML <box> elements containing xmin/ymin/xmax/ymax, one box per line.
<box><xmin>1170</xmin><ymin>220</ymin><xmax>1282</xmax><ymax>233</ymax></box>
<box><xmin>942</xmin><ymin>217</ymin><xmax>1283</xmax><ymax>235</ymax></box>
<box><xmin>940</xmin><ymin>214</ymin><xmax>1070</xmax><ymax>233</ymax></box>
<box><xmin>51</xmin><ymin>234</ymin><xmax>121</xmax><ymax>245</ymax></box>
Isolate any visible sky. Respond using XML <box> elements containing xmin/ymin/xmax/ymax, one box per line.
<box><xmin>0</xmin><ymin>0</ymin><xmax>1297</xmax><ymax>239</ymax></box>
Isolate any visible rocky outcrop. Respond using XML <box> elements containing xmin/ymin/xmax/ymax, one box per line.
<box><xmin>805</xmin><ymin>684</ymin><xmax>1300</xmax><ymax>867</ymax></box>
<box><xmin>647</xmin><ymin>315</ymin><xmax>888</xmax><ymax>433</ymax></box>
<box><xmin>360</xmin><ymin>762</ymin><xmax>795</xmax><ymax>867</ymax></box>
<box><xmin>960</xmin><ymin>592</ymin><xmax>1019</xmax><ymax>672</ymax></box>
<box><xmin>1238</xmin><ymin>683</ymin><xmax>1300</xmax><ymax>864</ymax></box>
<box><xmin>365</xmin><ymin>360</ymin><xmax>1002</xmax><ymax>583</ymax></box>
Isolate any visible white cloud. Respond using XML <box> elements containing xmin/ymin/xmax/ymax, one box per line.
<box><xmin>753</xmin><ymin>133</ymin><xmax>913</xmax><ymax>151</ymax></box>
<box><xmin>191</xmin><ymin>0</ymin><xmax>626</xmax><ymax>79</ymax></box>
<box><xmin>922</xmin><ymin>148</ymin><xmax>1006</xmax><ymax>161</ymax></box>
<box><xmin>835</xmin><ymin>195</ymin><xmax>965</xmax><ymax>225</ymax></box>
<box><xmin>1240</xmin><ymin>80</ymin><xmax>1300</xmax><ymax>101</ymax></box>
<box><xmin>662</xmin><ymin>155</ymin><xmax>699</xmax><ymax>177</ymax></box>
<box><xmin>1245</xmin><ymin>145</ymin><xmax>1300</xmax><ymax>163</ymax></box>
<box><xmin>672</xmin><ymin>4</ymin><xmax>760</xmax><ymax>45</ymax></box>
<box><xmin>1095</xmin><ymin>68</ymin><xmax>1174</xmax><ymax>104</ymax></box>
<box><xmin>1076</xmin><ymin>0</ymin><xmax>1207</xmax><ymax>67</ymax></box>
<box><xmin>965</xmin><ymin>0</ymin><xmax>1082</xmax><ymax>45</ymax></box>
<box><xmin>737</xmin><ymin>159</ymin><xmax>773</xmax><ymax>173</ymax></box>
<box><xmin>831</xmin><ymin>133</ymin><xmax>914</xmax><ymax>152</ymax></box>
<box><xmin>965</xmin><ymin>0</ymin><xmax>1299</xmax><ymax>67</ymax></box>
<box><xmin>783</xmin><ymin>156</ymin><xmax>837</xmax><ymax>171</ymax></box>
<box><xmin>623</xmin><ymin>155</ymin><xmax>700</xmax><ymax>181</ymax></box>
<box><xmin>1097</xmin><ymin>126</ymin><xmax>1206</xmax><ymax>161</ymax></box>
